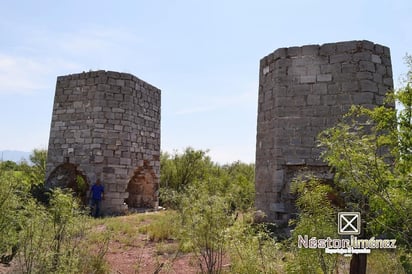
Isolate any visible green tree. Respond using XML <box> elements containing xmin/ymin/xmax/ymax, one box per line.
<box><xmin>179</xmin><ymin>180</ymin><xmax>235</xmax><ymax>273</ymax></box>
<box><xmin>222</xmin><ymin>161</ymin><xmax>255</xmax><ymax>211</ymax></box>
<box><xmin>25</xmin><ymin>148</ymin><xmax>48</xmax><ymax>185</ymax></box>
<box><xmin>0</xmin><ymin>169</ymin><xmax>29</xmax><ymax>264</ymax></box>
<box><xmin>0</xmin><ymin>160</ymin><xmax>19</xmax><ymax>171</ymax></box>
<box><xmin>160</xmin><ymin>147</ymin><xmax>214</xmax><ymax>191</ymax></box>
<box><xmin>16</xmin><ymin>189</ymin><xmax>89</xmax><ymax>274</ymax></box>
<box><xmin>227</xmin><ymin>214</ymin><xmax>283</xmax><ymax>274</ymax></box>
<box><xmin>159</xmin><ymin>148</ymin><xmax>255</xmax><ymax>212</ymax></box>
<box><xmin>317</xmin><ymin>56</ymin><xmax>412</xmax><ymax>272</ymax></box>
<box><xmin>287</xmin><ymin>178</ymin><xmax>339</xmax><ymax>274</ymax></box>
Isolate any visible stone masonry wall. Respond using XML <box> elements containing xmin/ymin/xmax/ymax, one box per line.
<box><xmin>46</xmin><ymin>70</ymin><xmax>161</xmax><ymax>215</ymax></box>
<box><xmin>255</xmin><ymin>40</ymin><xmax>393</xmax><ymax>224</ymax></box>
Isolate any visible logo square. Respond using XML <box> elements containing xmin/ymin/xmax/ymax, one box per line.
<box><xmin>338</xmin><ymin>212</ymin><xmax>361</xmax><ymax>235</ymax></box>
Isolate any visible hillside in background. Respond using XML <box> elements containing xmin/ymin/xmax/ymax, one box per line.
<box><xmin>0</xmin><ymin>150</ymin><xmax>31</xmax><ymax>163</ymax></box>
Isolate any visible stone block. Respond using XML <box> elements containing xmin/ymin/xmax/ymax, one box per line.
<box><xmin>334</xmin><ymin>72</ymin><xmax>357</xmax><ymax>81</ymax></box>
<box><xmin>352</xmin><ymin>92</ymin><xmax>374</xmax><ymax>104</ymax></box>
<box><xmin>337</xmin><ymin>94</ymin><xmax>352</xmax><ymax>104</ymax></box>
<box><xmin>319</xmin><ymin>43</ymin><xmax>336</xmax><ymax>56</ymax></box>
<box><xmin>371</xmin><ymin>54</ymin><xmax>382</xmax><ymax>64</ymax></box>
<box><xmin>107</xmin><ymin>157</ymin><xmax>120</xmax><ymax>165</ymax></box>
<box><xmin>374</xmin><ymin>44</ymin><xmax>384</xmax><ymax>54</ymax></box>
<box><xmin>270</xmin><ymin>203</ymin><xmax>286</xmax><ymax>212</ymax></box>
<box><xmin>342</xmin><ymin>81</ymin><xmax>358</xmax><ymax>92</ymax></box>
<box><xmin>382</xmin><ymin>56</ymin><xmax>391</xmax><ymax>66</ymax></box>
<box><xmin>375</xmin><ymin>64</ymin><xmax>386</xmax><ymax>75</ymax></box>
<box><xmin>383</xmin><ymin>77</ymin><xmax>393</xmax><ymax>86</ymax></box>
<box><xmin>373</xmin><ymin>73</ymin><xmax>383</xmax><ymax>84</ymax></box>
<box><xmin>114</xmin><ymin>125</ymin><xmax>123</xmax><ymax>131</ymax></box>
<box><xmin>356</xmin><ymin>72</ymin><xmax>373</xmax><ymax>80</ymax></box>
<box><xmin>272</xmin><ymin>47</ymin><xmax>287</xmax><ymax>60</ymax></box>
<box><xmin>287</xmin><ymin>46</ymin><xmax>301</xmax><ymax>57</ymax></box>
<box><xmin>317</xmin><ymin>74</ymin><xmax>332</xmax><ymax>82</ymax></box>
<box><xmin>73</xmin><ymin>101</ymin><xmax>83</xmax><ymax>108</ymax></box>
<box><xmin>353</xmin><ymin>51</ymin><xmax>372</xmax><ymax>62</ymax></box>
<box><xmin>330</xmin><ymin>53</ymin><xmax>350</xmax><ymax>64</ymax></box>
<box><xmin>360</xmin><ymin>40</ymin><xmax>375</xmax><ymax>51</ymax></box>
<box><xmin>288</xmin><ymin>66</ymin><xmax>306</xmax><ymax>76</ymax></box>
<box><xmin>320</xmin><ymin>64</ymin><xmax>341</xmax><ymax>74</ymax></box>
<box><xmin>307</xmin><ymin>95</ymin><xmax>320</xmax><ymax>105</ymax></box>
<box><xmin>116</xmin><ymin>168</ymin><xmax>128</xmax><ymax>176</ymax></box>
<box><xmin>285</xmin><ymin>158</ymin><xmax>305</xmax><ymax>165</ymax></box>
<box><xmin>341</xmin><ymin>63</ymin><xmax>356</xmax><ymax>73</ymax></box>
<box><xmin>302</xmin><ymin>45</ymin><xmax>319</xmax><ymax>56</ymax></box>
<box><xmin>313</xmin><ymin>83</ymin><xmax>327</xmax><ymax>94</ymax></box>
<box><xmin>120</xmin><ymin>158</ymin><xmax>132</xmax><ymax>166</ymax></box>
<box><xmin>305</xmin><ymin>61</ymin><xmax>321</xmax><ymax>72</ymax></box>
<box><xmin>322</xmin><ymin>95</ymin><xmax>337</xmax><ymax>105</ymax></box>
<box><xmin>107</xmin><ymin>184</ymin><xmax>118</xmax><ymax>193</ymax></box>
<box><xmin>103</xmin><ymin>166</ymin><xmax>115</xmax><ymax>173</ymax></box>
<box><xmin>262</xmin><ymin>66</ymin><xmax>270</xmax><ymax>75</ymax></box>
<box><xmin>359</xmin><ymin>61</ymin><xmax>375</xmax><ymax>72</ymax></box>
<box><xmin>336</xmin><ymin>41</ymin><xmax>357</xmax><ymax>53</ymax></box>
<box><xmin>94</xmin><ymin>155</ymin><xmax>104</xmax><ymax>163</ymax></box>
<box><xmin>300</xmin><ymin>75</ymin><xmax>316</xmax><ymax>84</ymax></box>
<box><xmin>360</xmin><ymin>80</ymin><xmax>378</xmax><ymax>92</ymax></box>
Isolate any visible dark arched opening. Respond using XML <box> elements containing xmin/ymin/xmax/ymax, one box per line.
<box><xmin>45</xmin><ymin>163</ymin><xmax>89</xmax><ymax>205</ymax></box>
<box><xmin>125</xmin><ymin>160</ymin><xmax>158</xmax><ymax>209</ymax></box>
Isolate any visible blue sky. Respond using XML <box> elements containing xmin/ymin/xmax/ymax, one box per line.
<box><xmin>0</xmin><ymin>0</ymin><xmax>410</xmax><ymax>163</ymax></box>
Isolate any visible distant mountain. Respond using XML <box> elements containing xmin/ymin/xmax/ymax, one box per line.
<box><xmin>0</xmin><ymin>150</ymin><xmax>31</xmax><ymax>163</ymax></box>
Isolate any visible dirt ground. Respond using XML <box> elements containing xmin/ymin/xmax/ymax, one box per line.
<box><xmin>105</xmin><ymin>234</ymin><xmax>199</xmax><ymax>274</ymax></box>
<box><xmin>0</xmin><ymin>242</ymin><xmax>199</xmax><ymax>274</ymax></box>
<box><xmin>0</xmin><ymin>212</ymin><xmax>203</xmax><ymax>274</ymax></box>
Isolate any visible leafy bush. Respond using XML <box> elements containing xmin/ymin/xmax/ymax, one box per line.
<box><xmin>227</xmin><ymin>213</ymin><xmax>285</xmax><ymax>274</ymax></box>
<box><xmin>16</xmin><ymin>189</ymin><xmax>88</xmax><ymax>274</ymax></box>
<box><xmin>178</xmin><ymin>181</ymin><xmax>236</xmax><ymax>273</ymax></box>
<box><xmin>0</xmin><ymin>169</ymin><xmax>30</xmax><ymax>264</ymax></box>
<box><xmin>160</xmin><ymin>148</ymin><xmax>255</xmax><ymax>213</ymax></box>
<box><xmin>287</xmin><ymin>178</ymin><xmax>339</xmax><ymax>274</ymax></box>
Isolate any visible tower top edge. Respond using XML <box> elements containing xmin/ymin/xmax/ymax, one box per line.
<box><xmin>260</xmin><ymin>40</ymin><xmax>390</xmax><ymax>64</ymax></box>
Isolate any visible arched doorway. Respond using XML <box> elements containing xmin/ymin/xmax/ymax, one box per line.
<box><xmin>125</xmin><ymin>161</ymin><xmax>158</xmax><ymax>208</ymax></box>
<box><xmin>45</xmin><ymin>163</ymin><xmax>89</xmax><ymax>205</ymax></box>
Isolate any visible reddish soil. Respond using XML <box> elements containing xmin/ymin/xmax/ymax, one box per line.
<box><xmin>0</xmin><ymin>212</ymin><xmax>232</xmax><ymax>274</ymax></box>
<box><xmin>105</xmin><ymin>235</ymin><xmax>199</xmax><ymax>274</ymax></box>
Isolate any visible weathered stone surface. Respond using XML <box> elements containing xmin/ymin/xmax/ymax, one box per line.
<box><xmin>317</xmin><ymin>74</ymin><xmax>332</xmax><ymax>82</ymax></box>
<box><xmin>255</xmin><ymin>40</ymin><xmax>393</xmax><ymax>224</ymax></box>
<box><xmin>46</xmin><ymin>70</ymin><xmax>161</xmax><ymax>215</ymax></box>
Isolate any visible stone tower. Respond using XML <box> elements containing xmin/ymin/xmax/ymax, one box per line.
<box><xmin>45</xmin><ymin>70</ymin><xmax>161</xmax><ymax>215</ymax></box>
<box><xmin>255</xmin><ymin>40</ymin><xmax>393</xmax><ymax>224</ymax></box>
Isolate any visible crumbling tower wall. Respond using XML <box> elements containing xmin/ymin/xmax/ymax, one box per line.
<box><xmin>255</xmin><ymin>40</ymin><xmax>393</xmax><ymax>223</ymax></box>
<box><xmin>46</xmin><ymin>70</ymin><xmax>161</xmax><ymax>215</ymax></box>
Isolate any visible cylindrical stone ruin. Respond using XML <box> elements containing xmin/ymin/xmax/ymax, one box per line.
<box><xmin>45</xmin><ymin>70</ymin><xmax>161</xmax><ymax>215</ymax></box>
<box><xmin>255</xmin><ymin>40</ymin><xmax>393</xmax><ymax>224</ymax></box>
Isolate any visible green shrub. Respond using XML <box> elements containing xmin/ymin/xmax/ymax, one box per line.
<box><xmin>227</xmin><ymin>214</ymin><xmax>285</xmax><ymax>274</ymax></box>
<box><xmin>0</xmin><ymin>170</ymin><xmax>27</xmax><ymax>264</ymax></box>
<box><xmin>178</xmin><ymin>182</ymin><xmax>236</xmax><ymax>273</ymax></box>
<box><xmin>287</xmin><ymin>178</ymin><xmax>339</xmax><ymax>274</ymax></box>
<box><xmin>14</xmin><ymin>189</ymin><xmax>90</xmax><ymax>273</ymax></box>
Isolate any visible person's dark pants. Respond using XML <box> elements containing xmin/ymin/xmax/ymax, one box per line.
<box><xmin>90</xmin><ymin>199</ymin><xmax>102</xmax><ymax>218</ymax></box>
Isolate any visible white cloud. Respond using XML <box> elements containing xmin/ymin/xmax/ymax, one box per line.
<box><xmin>0</xmin><ymin>26</ymin><xmax>142</xmax><ymax>95</ymax></box>
<box><xmin>0</xmin><ymin>54</ymin><xmax>81</xmax><ymax>94</ymax></box>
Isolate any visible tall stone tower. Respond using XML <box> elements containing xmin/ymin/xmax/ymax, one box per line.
<box><xmin>255</xmin><ymin>40</ymin><xmax>393</xmax><ymax>223</ymax></box>
<box><xmin>45</xmin><ymin>70</ymin><xmax>161</xmax><ymax>215</ymax></box>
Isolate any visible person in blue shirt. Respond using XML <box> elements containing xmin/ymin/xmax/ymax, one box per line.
<box><xmin>89</xmin><ymin>179</ymin><xmax>105</xmax><ymax>217</ymax></box>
